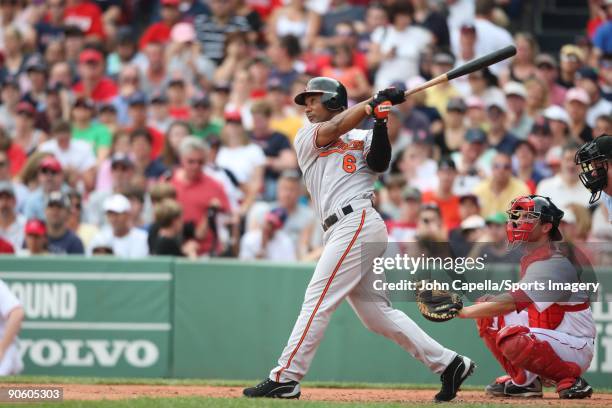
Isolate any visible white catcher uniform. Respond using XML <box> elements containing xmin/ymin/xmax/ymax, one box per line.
<box><xmin>270</xmin><ymin>122</ymin><xmax>457</xmax><ymax>382</ymax></box>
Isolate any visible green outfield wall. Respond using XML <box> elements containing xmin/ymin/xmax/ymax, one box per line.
<box><xmin>1</xmin><ymin>256</ymin><xmax>611</xmax><ymax>387</ymax></box>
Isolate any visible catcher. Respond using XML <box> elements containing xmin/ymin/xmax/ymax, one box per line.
<box><xmin>420</xmin><ymin>195</ymin><xmax>594</xmax><ymax>399</ymax></box>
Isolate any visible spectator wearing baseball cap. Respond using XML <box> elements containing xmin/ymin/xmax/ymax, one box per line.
<box><xmin>543</xmin><ymin>105</ymin><xmax>571</xmax><ymax>145</ymax></box>
<box><xmin>139</xmin><ymin>0</ymin><xmax>182</xmax><ymax>50</ymax></box>
<box><xmin>44</xmin><ymin>191</ymin><xmax>85</xmax><ymax>255</ymax></box>
<box><xmin>486</xmin><ymin>96</ymin><xmax>520</xmax><ymax>155</ymax></box>
<box><xmin>451</xmin><ymin>128</ymin><xmax>491</xmax><ymax>196</ymax></box>
<box><xmin>434</xmin><ymin>98</ymin><xmax>467</xmax><ymax>155</ymax></box>
<box><xmin>88</xmin><ymin>194</ymin><xmax>149</xmax><ymax>258</ymax></box>
<box><xmin>422</xmin><ymin>157</ymin><xmax>461</xmax><ymax>230</ymax></box>
<box><xmin>239</xmin><ymin>207</ymin><xmax>296</xmax><ymax>261</ymax></box>
<box><xmin>63</xmin><ymin>0</ymin><xmax>106</xmax><ymax>39</ymax></box>
<box><xmin>535</xmin><ymin>53</ymin><xmax>567</xmax><ymax>106</ymax></box>
<box><xmin>105</xmin><ymin>27</ymin><xmax>138</xmax><ymax>77</ymax></box>
<box><xmin>22</xmin><ymin>219</ymin><xmax>47</xmax><ymax>256</ymax></box>
<box><xmin>150</xmin><ymin>92</ymin><xmax>172</xmax><ymax>134</ymax></box>
<box><xmin>504</xmin><ymin>81</ymin><xmax>533</xmax><ymax>140</ymax></box>
<box><xmin>575</xmin><ymin>67</ymin><xmax>612</xmax><ymax>127</ymax></box>
<box><xmin>250</xmin><ymin>100</ymin><xmax>297</xmax><ymax>201</ymax></box>
<box><xmin>85</xmin><ymin>153</ymin><xmax>136</xmax><ymax>227</ymax></box>
<box><xmin>167</xmin><ymin>22</ymin><xmax>216</xmax><ymax>90</ymax></box>
<box><xmin>23</xmin><ymin>155</ymin><xmax>67</xmax><ymax>221</ymax></box>
<box><xmin>71</xmin><ymin>97</ymin><xmax>113</xmax><ymax>161</ymax></box>
<box><xmin>190</xmin><ymin>96</ymin><xmax>223</xmax><ymax>140</ymax></box>
<box><xmin>126</xmin><ymin>91</ymin><xmax>165</xmax><ymax>159</ymax></box>
<box><xmin>14</xmin><ymin>101</ymin><xmax>43</xmax><ymax>156</ymax></box>
<box><xmin>465</xmin><ymin>96</ymin><xmax>487</xmax><ymax>129</ymax></box>
<box><xmin>425</xmin><ymin>52</ymin><xmax>461</xmax><ymax>117</ymax></box>
<box><xmin>73</xmin><ymin>48</ymin><xmax>118</xmax><ymax>103</ymax></box>
<box><xmin>39</xmin><ymin>120</ymin><xmax>97</xmax><ymax>190</ymax></box>
<box><xmin>167</xmin><ymin>78</ymin><xmax>191</xmax><ymax>120</ymax></box>
<box><xmin>129</xmin><ymin>128</ymin><xmax>167</xmax><ymax>180</ymax></box>
<box><xmin>565</xmin><ymin>87</ymin><xmax>594</xmax><ymax>143</ymax></box>
<box><xmin>0</xmin><ymin>181</ymin><xmax>25</xmax><ymax>252</ymax></box>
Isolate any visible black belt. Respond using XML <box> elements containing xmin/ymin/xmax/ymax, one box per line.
<box><xmin>322</xmin><ymin>205</ymin><xmax>354</xmax><ymax>232</ymax></box>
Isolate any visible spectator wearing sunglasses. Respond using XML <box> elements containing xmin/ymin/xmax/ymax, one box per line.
<box><xmin>473</xmin><ymin>151</ymin><xmax>529</xmax><ymax>217</ymax></box>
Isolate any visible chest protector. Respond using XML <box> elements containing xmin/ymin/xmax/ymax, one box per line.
<box><xmin>519</xmin><ymin>245</ymin><xmax>589</xmax><ymax>330</ymax></box>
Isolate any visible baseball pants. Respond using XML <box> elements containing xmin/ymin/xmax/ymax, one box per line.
<box><xmin>491</xmin><ymin>311</ymin><xmax>594</xmax><ymax>387</ymax></box>
<box><xmin>270</xmin><ymin>207</ymin><xmax>456</xmax><ymax>382</ymax></box>
<box><xmin>0</xmin><ymin>343</ymin><xmax>23</xmax><ymax>376</ymax></box>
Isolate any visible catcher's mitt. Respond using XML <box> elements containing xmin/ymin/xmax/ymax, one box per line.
<box><xmin>416</xmin><ymin>282</ymin><xmax>463</xmax><ymax>322</ymax></box>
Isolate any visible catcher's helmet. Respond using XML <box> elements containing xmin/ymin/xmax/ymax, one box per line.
<box><xmin>575</xmin><ymin>135</ymin><xmax>612</xmax><ymax>204</ymax></box>
<box><xmin>506</xmin><ymin>195</ymin><xmax>564</xmax><ymax>245</ymax></box>
<box><xmin>294</xmin><ymin>77</ymin><xmax>348</xmax><ymax>111</ymax></box>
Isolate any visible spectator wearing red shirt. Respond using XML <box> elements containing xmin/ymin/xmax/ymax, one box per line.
<box><xmin>64</xmin><ymin>0</ymin><xmax>105</xmax><ymax>39</ymax></box>
<box><xmin>139</xmin><ymin>0</ymin><xmax>183</xmax><ymax>50</ymax></box>
<box><xmin>166</xmin><ymin>79</ymin><xmax>191</xmax><ymax>120</ymax></box>
<box><xmin>421</xmin><ymin>157</ymin><xmax>461</xmax><ymax>230</ymax></box>
<box><xmin>170</xmin><ymin>137</ymin><xmax>230</xmax><ymax>256</ymax></box>
<box><xmin>73</xmin><ymin>49</ymin><xmax>118</xmax><ymax>103</ymax></box>
<box><xmin>126</xmin><ymin>92</ymin><xmax>165</xmax><ymax>159</ymax></box>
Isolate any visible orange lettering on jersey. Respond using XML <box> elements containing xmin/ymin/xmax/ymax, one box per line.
<box><xmin>319</xmin><ymin>140</ymin><xmax>365</xmax><ymax>157</ymax></box>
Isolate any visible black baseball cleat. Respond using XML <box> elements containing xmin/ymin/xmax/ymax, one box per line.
<box><xmin>243</xmin><ymin>378</ymin><xmax>301</xmax><ymax>399</ymax></box>
<box><xmin>434</xmin><ymin>355</ymin><xmax>476</xmax><ymax>402</ymax></box>
<box><xmin>558</xmin><ymin>377</ymin><xmax>593</xmax><ymax>399</ymax></box>
<box><xmin>486</xmin><ymin>377</ymin><xmax>543</xmax><ymax>398</ymax></box>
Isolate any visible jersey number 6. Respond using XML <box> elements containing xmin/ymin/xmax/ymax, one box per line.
<box><xmin>343</xmin><ymin>154</ymin><xmax>357</xmax><ymax>173</ymax></box>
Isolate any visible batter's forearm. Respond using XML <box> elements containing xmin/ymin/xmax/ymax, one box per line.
<box><xmin>316</xmin><ymin>99</ymin><xmax>372</xmax><ymax>146</ymax></box>
<box><xmin>366</xmin><ymin>120</ymin><xmax>391</xmax><ymax>172</ymax></box>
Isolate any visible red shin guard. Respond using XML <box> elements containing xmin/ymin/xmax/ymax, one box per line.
<box><xmin>476</xmin><ymin>318</ymin><xmax>527</xmax><ymax>385</ymax></box>
<box><xmin>496</xmin><ymin>325</ymin><xmax>582</xmax><ymax>391</ymax></box>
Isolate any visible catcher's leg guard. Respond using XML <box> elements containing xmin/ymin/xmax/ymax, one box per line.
<box><xmin>496</xmin><ymin>325</ymin><xmax>582</xmax><ymax>392</ymax></box>
<box><xmin>476</xmin><ymin>318</ymin><xmax>527</xmax><ymax>385</ymax></box>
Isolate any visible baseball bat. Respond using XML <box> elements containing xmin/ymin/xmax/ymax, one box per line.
<box><xmin>403</xmin><ymin>45</ymin><xmax>517</xmax><ymax>97</ymax></box>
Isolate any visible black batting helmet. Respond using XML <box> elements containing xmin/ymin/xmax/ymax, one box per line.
<box><xmin>294</xmin><ymin>77</ymin><xmax>348</xmax><ymax>111</ymax></box>
<box><xmin>575</xmin><ymin>135</ymin><xmax>612</xmax><ymax>204</ymax></box>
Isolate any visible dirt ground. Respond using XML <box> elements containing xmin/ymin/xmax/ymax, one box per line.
<box><xmin>6</xmin><ymin>384</ymin><xmax>612</xmax><ymax>405</ymax></box>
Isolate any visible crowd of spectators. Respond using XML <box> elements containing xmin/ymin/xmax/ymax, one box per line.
<box><xmin>0</xmin><ymin>0</ymin><xmax>610</xmax><ymax>261</ymax></box>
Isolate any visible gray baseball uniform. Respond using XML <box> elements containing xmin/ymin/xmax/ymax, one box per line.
<box><xmin>270</xmin><ymin>122</ymin><xmax>456</xmax><ymax>383</ymax></box>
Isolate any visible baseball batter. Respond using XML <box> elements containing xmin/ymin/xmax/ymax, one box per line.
<box><xmin>458</xmin><ymin>195</ymin><xmax>595</xmax><ymax>399</ymax></box>
<box><xmin>575</xmin><ymin>134</ymin><xmax>612</xmax><ymax>221</ymax></box>
<box><xmin>243</xmin><ymin>77</ymin><xmax>475</xmax><ymax>402</ymax></box>
<box><xmin>0</xmin><ymin>278</ymin><xmax>24</xmax><ymax>376</ymax></box>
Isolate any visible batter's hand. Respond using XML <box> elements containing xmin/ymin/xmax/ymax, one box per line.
<box><xmin>377</xmin><ymin>87</ymin><xmax>406</xmax><ymax>105</ymax></box>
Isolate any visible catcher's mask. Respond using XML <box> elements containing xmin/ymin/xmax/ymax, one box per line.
<box><xmin>506</xmin><ymin>195</ymin><xmax>564</xmax><ymax>248</ymax></box>
<box><xmin>575</xmin><ymin>135</ymin><xmax>612</xmax><ymax>204</ymax></box>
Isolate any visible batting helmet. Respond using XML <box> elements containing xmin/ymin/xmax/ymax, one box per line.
<box><xmin>294</xmin><ymin>77</ymin><xmax>348</xmax><ymax>111</ymax></box>
<box><xmin>575</xmin><ymin>135</ymin><xmax>612</xmax><ymax>204</ymax></box>
<box><xmin>506</xmin><ymin>195</ymin><xmax>564</xmax><ymax>245</ymax></box>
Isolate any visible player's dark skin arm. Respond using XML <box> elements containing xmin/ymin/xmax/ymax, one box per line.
<box><xmin>306</xmin><ymin>95</ymin><xmax>373</xmax><ymax>147</ymax></box>
<box><xmin>458</xmin><ymin>293</ymin><xmax>517</xmax><ymax>319</ymax></box>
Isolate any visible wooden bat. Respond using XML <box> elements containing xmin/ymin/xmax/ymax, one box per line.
<box><xmin>403</xmin><ymin>45</ymin><xmax>517</xmax><ymax>97</ymax></box>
